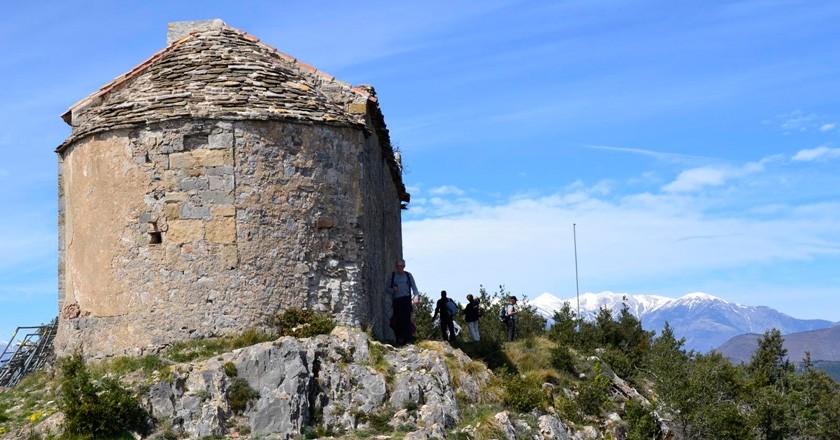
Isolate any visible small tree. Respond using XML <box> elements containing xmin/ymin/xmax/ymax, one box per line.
<box><xmin>59</xmin><ymin>353</ymin><xmax>148</xmax><ymax>439</ymax></box>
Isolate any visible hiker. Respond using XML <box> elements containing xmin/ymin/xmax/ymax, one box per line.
<box><xmin>432</xmin><ymin>290</ymin><xmax>457</xmax><ymax>342</ymax></box>
<box><xmin>505</xmin><ymin>296</ymin><xmax>518</xmax><ymax>341</ymax></box>
<box><xmin>464</xmin><ymin>294</ymin><xmax>482</xmax><ymax>341</ymax></box>
<box><xmin>387</xmin><ymin>259</ymin><xmax>419</xmax><ymax>345</ymax></box>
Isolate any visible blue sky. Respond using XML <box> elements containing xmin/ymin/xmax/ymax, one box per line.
<box><xmin>1</xmin><ymin>1</ymin><xmax>839</xmax><ymax>342</ymax></box>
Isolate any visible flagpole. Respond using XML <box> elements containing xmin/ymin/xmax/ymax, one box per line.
<box><xmin>573</xmin><ymin>223</ymin><xmax>580</xmax><ymax>331</ymax></box>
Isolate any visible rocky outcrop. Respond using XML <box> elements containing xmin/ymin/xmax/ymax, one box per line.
<box><xmin>145</xmin><ymin>327</ymin><xmax>465</xmax><ymax>438</ymax></box>
<box><xmin>139</xmin><ymin>327</ymin><xmax>584</xmax><ymax>439</ymax></box>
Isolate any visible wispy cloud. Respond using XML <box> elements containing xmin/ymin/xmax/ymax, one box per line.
<box><xmin>766</xmin><ymin>111</ymin><xmax>838</xmax><ymax>134</ymax></box>
<box><xmin>586</xmin><ymin>144</ymin><xmax>715</xmax><ymax>165</ymax></box>
<box><xmin>662</xmin><ymin>160</ymin><xmax>766</xmax><ymax>193</ymax></box>
<box><xmin>792</xmin><ymin>146</ymin><xmax>840</xmax><ymax>162</ymax></box>
<box><xmin>429</xmin><ymin>185</ymin><xmax>466</xmax><ymax>196</ymax></box>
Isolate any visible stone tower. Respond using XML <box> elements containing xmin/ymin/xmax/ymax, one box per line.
<box><xmin>55</xmin><ymin>20</ymin><xmax>409</xmax><ymax>358</ymax></box>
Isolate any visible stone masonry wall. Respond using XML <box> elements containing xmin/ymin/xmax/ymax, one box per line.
<box><xmin>56</xmin><ymin>118</ymin><xmax>402</xmax><ymax>357</ymax></box>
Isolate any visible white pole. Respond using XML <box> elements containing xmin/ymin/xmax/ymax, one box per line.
<box><xmin>573</xmin><ymin>223</ymin><xmax>580</xmax><ymax>331</ymax></box>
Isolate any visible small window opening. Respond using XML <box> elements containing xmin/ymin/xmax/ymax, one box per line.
<box><xmin>149</xmin><ymin>222</ymin><xmax>162</xmax><ymax>244</ymax></box>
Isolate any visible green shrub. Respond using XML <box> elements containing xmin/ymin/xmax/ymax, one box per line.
<box><xmin>601</xmin><ymin>347</ymin><xmax>634</xmax><ymax>379</ymax></box>
<box><xmin>550</xmin><ymin>346</ymin><xmax>576</xmax><ymax>375</ymax></box>
<box><xmin>554</xmin><ymin>394</ymin><xmax>583</xmax><ymax>424</ymax></box>
<box><xmin>227</xmin><ymin>377</ymin><xmax>259</xmax><ymax>415</ymax></box>
<box><xmin>503</xmin><ymin>373</ymin><xmax>546</xmax><ymax>413</ymax></box>
<box><xmin>577</xmin><ymin>363</ymin><xmax>612</xmax><ymax>416</ymax></box>
<box><xmin>625</xmin><ymin>399</ymin><xmax>658</xmax><ymax>440</ymax></box>
<box><xmin>223</xmin><ymin>362</ymin><xmax>238</xmax><ymax>378</ymax></box>
<box><xmin>271</xmin><ymin>308</ymin><xmax>336</xmax><ymax>338</ymax></box>
<box><xmin>58</xmin><ymin>353</ymin><xmax>147</xmax><ymax>439</ymax></box>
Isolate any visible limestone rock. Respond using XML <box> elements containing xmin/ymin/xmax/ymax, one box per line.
<box><xmin>493</xmin><ymin>411</ymin><xmax>518</xmax><ymax>440</ymax></box>
<box><xmin>143</xmin><ymin>327</ymin><xmax>466</xmax><ymax>438</ymax></box>
<box><xmin>538</xmin><ymin>414</ymin><xmax>571</xmax><ymax>440</ymax></box>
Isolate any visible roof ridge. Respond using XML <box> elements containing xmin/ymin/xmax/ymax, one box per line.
<box><xmin>62</xmin><ymin>25</ymin><xmax>371</xmax><ymax>124</ymax></box>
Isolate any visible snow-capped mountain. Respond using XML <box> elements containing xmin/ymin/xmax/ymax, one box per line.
<box><xmin>529</xmin><ymin>291</ymin><xmax>834</xmax><ymax>352</ymax></box>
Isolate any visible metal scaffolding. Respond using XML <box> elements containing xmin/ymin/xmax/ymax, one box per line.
<box><xmin>0</xmin><ymin>318</ymin><xmax>58</xmax><ymax>388</ymax></box>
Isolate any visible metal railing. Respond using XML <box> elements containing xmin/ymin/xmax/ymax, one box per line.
<box><xmin>0</xmin><ymin>318</ymin><xmax>58</xmax><ymax>388</ymax></box>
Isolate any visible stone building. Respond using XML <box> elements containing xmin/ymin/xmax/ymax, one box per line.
<box><xmin>55</xmin><ymin>20</ymin><xmax>409</xmax><ymax>357</ymax></box>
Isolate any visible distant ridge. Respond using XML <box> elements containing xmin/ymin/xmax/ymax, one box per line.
<box><xmin>529</xmin><ymin>291</ymin><xmax>834</xmax><ymax>353</ymax></box>
<box><xmin>717</xmin><ymin>324</ymin><xmax>840</xmax><ymax>363</ymax></box>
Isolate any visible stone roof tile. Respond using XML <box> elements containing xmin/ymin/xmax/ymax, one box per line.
<box><xmin>58</xmin><ymin>25</ymin><xmax>375</xmax><ymax>152</ymax></box>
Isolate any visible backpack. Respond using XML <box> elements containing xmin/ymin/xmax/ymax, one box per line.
<box><xmin>446</xmin><ymin>298</ymin><xmax>458</xmax><ymax>316</ymax></box>
<box><xmin>391</xmin><ymin>271</ymin><xmax>414</xmax><ymax>292</ymax></box>
<box><xmin>499</xmin><ymin>306</ymin><xmax>510</xmax><ymax>324</ymax></box>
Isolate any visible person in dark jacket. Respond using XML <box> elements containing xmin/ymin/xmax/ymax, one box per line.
<box><xmin>464</xmin><ymin>294</ymin><xmax>481</xmax><ymax>341</ymax></box>
<box><xmin>432</xmin><ymin>290</ymin><xmax>457</xmax><ymax>342</ymax></box>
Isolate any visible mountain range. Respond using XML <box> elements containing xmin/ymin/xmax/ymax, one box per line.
<box><xmin>529</xmin><ymin>291</ymin><xmax>836</xmax><ymax>353</ymax></box>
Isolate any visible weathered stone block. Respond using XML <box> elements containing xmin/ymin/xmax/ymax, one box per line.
<box><xmin>178</xmin><ymin>177</ymin><xmax>210</xmax><ymax>191</ymax></box>
<box><xmin>348</xmin><ymin>102</ymin><xmax>367</xmax><ymax>114</ymax></box>
<box><xmin>208</xmin><ymin>175</ymin><xmax>234</xmax><ymax>192</ymax></box>
<box><xmin>195</xmin><ymin>149</ymin><xmax>233</xmax><ymax>168</ymax></box>
<box><xmin>169</xmin><ymin>151</ymin><xmax>196</xmax><ymax>169</ymax></box>
<box><xmin>180</xmin><ymin>204</ymin><xmax>211</xmax><ymax>220</ymax></box>
<box><xmin>206</xmin><ymin>217</ymin><xmax>236</xmax><ymax>243</ymax></box>
<box><xmin>208</xmin><ymin>132</ymin><xmax>233</xmax><ymax>149</ymax></box>
<box><xmin>167</xmin><ymin>220</ymin><xmax>204</xmax><ymax>243</ymax></box>
<box><xmin>218</xmin><ymin>244</ymin><xmax>238</xmax><ymax>268</ymax></box>
<box><xmin>162</xmin><ymin>202</ymin><xmax>179</xmax><ymax>220</ymax></box>
<box><xmin>212</xmin><ymin>205</ymin><xmax>236</xmax><ymax>217</ymax></box>
<box><xmin>198</xmin><ymin>190</ymin><xmax>234</xmax><ymax>205</ymax></box>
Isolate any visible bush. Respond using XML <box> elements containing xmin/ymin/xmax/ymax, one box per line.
<box><xmin>600</xmin><ymin>346</ymin><xmax>633</xmax><ymax>379</ymax></box>
<box><xmin>625</xmin><ymin>399</ymin><xmax>658</xmax><ymax>440</ymax></box>
<box><xmin>503</xmin><ymin>373</ymin><xmax>546</xmax><ymax>413</ymax></box>
<box><xmin>227</xmin><ymin>377</ymin><xmax>259</xmax><ymax>415</ymax></box>
<box><xmin>577</xmin><ymin>363</ymin><xmax>612</xmax><ymax>416</ymax></box>
<box><xmin>550</xmin><ymin>346</ymin><xmax>576</xmax><ymax>375</ymax></box>
<box><xmin>271</xmin><ymin>308</ymin><xmax>336</xmax><ymax>338</ymax></box>
<box><xmin>59</xmin><ymin>353</ymin><xmax>147</xmax><ymax>439</ymax></box>
<box><xmin>223</xmin><ymin>361</ymin><xmax>238</xmax><ymax>378</ymax></box>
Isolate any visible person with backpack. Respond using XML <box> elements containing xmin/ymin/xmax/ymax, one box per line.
<box><xmin>387</xmin><ymin>259</ymin><xmax>419</xmax><ymax>345</ymax></box>
<box><xmin>464</xmin><ymin>294</ymin><xmax>482</xmax><ymax>342</ymax></box>
<box><xmin>432</xmin><ymin>290</ymin><xmax>458</xmax><ymax>342</ymax></box>
<box><xmin>504</xmin><ymin>296</ymin><xmax>518</xmax><ymax>341</ymax></box>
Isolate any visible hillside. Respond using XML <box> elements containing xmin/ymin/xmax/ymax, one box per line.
<box><xmin>0</xmin><ymin>326</ymin><xmax>651</xmax><ymax>440</ymax></box>
<box><xmin>717</xmin><ymin>324</ymin><xmax>840</xmax><ymax>364</ymax></box>
<box><xmin>2</xmin><ymin>303</ymin><xmax>839</xmax><ymax>440</ymax></box>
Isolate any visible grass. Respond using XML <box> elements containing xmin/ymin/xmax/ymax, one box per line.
<box><xmin>505</xmin><ymin>337</ymin><xmax>555</xmax><ymax>372</ymax></box>
<box><xmin>0</xmin><ymin>370</ymin><xmax>56</xmax><ymax>434</ymax></box>
<box><xmin>162</xmin><ymin>328</ymin><xmax>275</xmax><ymax>363</ymax></box>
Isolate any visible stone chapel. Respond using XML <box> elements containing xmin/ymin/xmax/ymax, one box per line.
<box><xmin>54</xmin><ymin>20</ymin><xmax>409</xmax><ymax>357</ymax></box>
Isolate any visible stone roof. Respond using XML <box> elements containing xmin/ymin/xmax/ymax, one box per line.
<box><xmin>58</xmin><ymin>24</ymin><xmax>379</xmax><ymax>152</ymax></box>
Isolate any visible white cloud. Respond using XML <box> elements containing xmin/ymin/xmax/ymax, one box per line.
<box><xmin>403</xmin><ymin>185</ymin><xmax>840</xmax><ymax>304</ymax></box>
<box><xmin>429</xmin><ymin>185</ymin><xmax>465</xmax><ymax>196</ymax></box>
<box><xmin>792</xmin><ymin>146</ymin><xmax>840</xmax><ymax>162</ymax></box>
<box><xmin>403</xmin><ymin>149</ymin><xmax>840</xmax><ymax>313</ymax></box>
<box><xmin>662</xmin><ymin>160</ymin><xmax>765</xmax><ymax>193</ymax></box>
<box><xmin>769</xmin><ymin>110</ymin><xmax>818</xmax><ymax>133</ymax></box>
<box><xmin>820</xmin><ymin>123</ymin><xmax>837</xmax><ymax>132</ymax></box>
